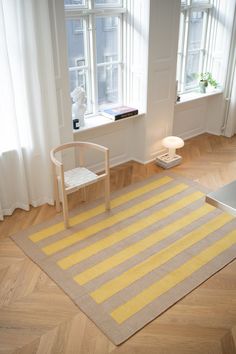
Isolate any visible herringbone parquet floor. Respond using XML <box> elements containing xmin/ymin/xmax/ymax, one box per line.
<box><xmin>0</xmin><ymin>133</ymin><xmax>236</xmax><ymax>354</ymax></box>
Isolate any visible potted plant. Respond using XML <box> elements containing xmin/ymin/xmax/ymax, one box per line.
<box><xmin>199</xmin><ymin>72</ymin><xmax>218</xmax><ymax>93</ymax></box>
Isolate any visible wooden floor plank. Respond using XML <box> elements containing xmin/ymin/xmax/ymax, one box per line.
<box><xmin>0</xmin><ymin>133</ymin><xmax>236</xmax><ymax>353</ymax></box>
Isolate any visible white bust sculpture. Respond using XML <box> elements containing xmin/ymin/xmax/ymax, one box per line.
<box><xmin>71</xmin><ymin>86</ymin><xmax>87</xmax><ymax>128</ymax></box>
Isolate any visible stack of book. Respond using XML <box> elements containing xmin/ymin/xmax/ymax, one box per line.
<box><xmin>102</xmin><ymin>106</ymin><xmax>138</xmax><ymax>121</ymax></box>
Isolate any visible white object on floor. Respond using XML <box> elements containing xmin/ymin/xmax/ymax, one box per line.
<box><xmin>156</xmin><ymin>136</ymin><xmax>184</xmax><ymax>169</ymax></box>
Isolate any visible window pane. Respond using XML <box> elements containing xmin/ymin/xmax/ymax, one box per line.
<box><xmin>185</xmin><ymin>10</ymin><xmax>204</xmax><ymax>88</ymax></box>
<box><xmin>65</xmin><ymin>18</ymin><xmax>91</xmax><ymax>113</ymax></box>
<box><xmin>69</xmin><ymin>69</ymin><xmax>92</xmax><ymax>113</ymax></box>
<box><xmin>97</xmin><ymin>64</ymin><xmax>118</xmax><ymax>107</ymax></box>
<box><xmin>96</xmin><ymin>16</ymin><xmax>119</xmax><ymax>64</ymax></box>
<box><xmin>65</xmin><ymin>19</ymin><xmax>86</xmax><ymax>67</ymax></box>
<box><xmin>95</xmin><ymin>0</ymin><xmax>122</xmax><ymax>6</ymax></box>
<box><xmin>96</xmin><ymin>15</ymin><xmax>120</xmax><ymax>107</ymax></box>
<box><xmin>186</xmin><ymin>52</ymin><xmax>200</xmax><ymax>86</ymax></box>
<box><xmin>69</xmin><ymin>69</ymin><xmax>87</xmax><ymax>92</ymax></box>
<box><xmin>64</xmin><ymin>0</ymin><xmax>86</xmax><ymax>6</ymax></box>
<box><xmin>188</xmin><ymin>11</ymin><xmax>204</xmax><ymax>51</ymax></box>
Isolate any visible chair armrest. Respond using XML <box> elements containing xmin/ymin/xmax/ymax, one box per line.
<box><xmin>50</xmin><ymin>150</ymin><xmax>63</xmax><ymax>168</ymax></box>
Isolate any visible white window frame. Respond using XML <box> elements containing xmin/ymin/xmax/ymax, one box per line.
<box><xmin>64</xmin><ymin>0</ymin><xmax>126</xmax><ymax>117</ymax></box>
<box><xmin>177</xmin><ymin>0</ymin><xmax>212</xmax><ymax>94</ymax></box>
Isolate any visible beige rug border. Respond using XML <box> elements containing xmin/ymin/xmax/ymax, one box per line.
<box><xmin>10</xmin><ymin>172</ymin><xmax>236</xmax><ymax>345</ymax></box>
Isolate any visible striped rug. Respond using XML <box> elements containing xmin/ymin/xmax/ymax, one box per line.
<box><xmin>11</xmin><ymin>173</ymin><xmax>236</xmax><ymax>345</ymax></box>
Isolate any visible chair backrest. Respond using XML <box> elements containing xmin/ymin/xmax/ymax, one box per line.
<box><xmin>50</xmin><ymin>141</ymin><xmax>109</xmax><ymax>174</ymax></box>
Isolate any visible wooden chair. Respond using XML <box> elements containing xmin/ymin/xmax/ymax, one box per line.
<box><xmin>50</xmin><ymin>141</ymin><xmax>110</xmax><ymax>228</ymax></box>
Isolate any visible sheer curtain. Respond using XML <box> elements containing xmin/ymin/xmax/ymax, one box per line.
<box><xmin>0</xmin><ymin>0</ymin><xmax>60</xmax><ymax>220</ymax></box>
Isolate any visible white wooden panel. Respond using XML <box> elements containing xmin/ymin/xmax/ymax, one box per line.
<box><xmin>48</xmin><ymin>0</ymin><xmax>73</xmax><ymax>145</ymax></box>
<box><xmin>225</xmin><ymin>62</ymin><xmax>236</xmax><ymax>136</ymax></box>
<box><xmin>152</xmin><ymin>1</ymin><xmax>174</xmax><ymax>60</ymax></box>
<box><xmin>126</xmin><ymin>0</ymin><xmax>149</xmax><ymax>112</ymax></box>
<box><xmin>173</xmin><ymin>94</ymin><xmax>224</xmax><ymax>139</ymax></box>
<box><xmin>73</xmin><ymin>121</ymin><xmax>132</xmax><ymax>171</ymax></box>
<box><xmin>173</xmin><ymin>102</ymin><xmax>207</xmax><ymax>140</ymax></box>
<box><xmin>206</xmin><ymin>93</ymin><xmax>224</xmax><ymax>136</ymax></box>
<box><xmin>145</xmin><ymin>0</ymin><xmax>180</xmax><ymax>160</ymax></box>
<box><xmin>153</xmin><ymin>70</ymin><xmax>171</xmax><ymax>102</ymax></box>
<box><xmin>48</xmin><ymin>0</ymin><xmax>74</xmax><ymax>171</ymax></box>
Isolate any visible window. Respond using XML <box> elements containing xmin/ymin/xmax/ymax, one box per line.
<box><xmin>64</xmin><ymin>0</ymin><xmax>125</xmax><ymax>116</ymax></box>
<box><xmin>177</xmin><ymin>0</ymin><xmax>212</xmax><ymax>93</ymax></box>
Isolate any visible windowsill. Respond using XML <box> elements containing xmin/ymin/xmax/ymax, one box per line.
<box><xmin>73</xmin><ymin>112</ymin><xmax>144</xmax><ymax>133</ymax></box>
<box><xmin>175</xmin><ymin>88</ymin><xmax>223</xmax><ymax>106</ymax></box>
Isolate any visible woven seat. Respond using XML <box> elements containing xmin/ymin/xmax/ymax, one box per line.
<box><xmin>50</xmin><ymin>142</ymin><xmax>110</xmax><ymax>228</ymax></box>
<box><xmin>64</xmin><ymin>167</ymin><xmax>98</xmax><ymax>189</ymax></box>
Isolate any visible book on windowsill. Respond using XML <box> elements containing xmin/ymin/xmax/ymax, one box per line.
<box><xmin>101</xmin><ymin>106</ymin><xmax>139</xmax><ymax>120</ymax></box>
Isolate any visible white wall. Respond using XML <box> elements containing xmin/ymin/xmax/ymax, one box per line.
<box><xmin>206</xmin><ymin>93</ymin><xmax>225</xmax><ymax>136</ymax></box>
<box><xmin>173</xmin><ymin>93</ymin><xmax>225</xmax><ymax>140</ymax></box>
<box><xmin>174</xmin><ymin>99</ymin><xmax>207</xmax><ymax>140</ymax></box>
<box><xmin>73</xmin><ymin>119</ymin><xmax>138</xmax><ymax>172</ymax></box>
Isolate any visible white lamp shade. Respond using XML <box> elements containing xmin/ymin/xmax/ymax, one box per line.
<box><xmin>162</xmin><ymin>136</ymin><xmax>184</xmax><ymax>149</ymax></box>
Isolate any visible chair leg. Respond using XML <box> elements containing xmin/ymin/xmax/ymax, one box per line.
<box><xmin>55</xmin><ymin>181</ymin><xmax>61</xmax><ymax>212</ymax></box>
<box><xmin>81</xmin><ymin>187</ymin><xmax>86</xmax><ymax>202</ymax></box>
<box><xmin>105</xmin><ymin>175</ymin><xmax>110</xmax><ymax>210</ymax></box>
<box><xmin>53</xmin><ymin>167</ymin><xmax>61</xmax><ymax>212</ymax></box>
<box><xmin>61</xmin><ymin>188</ymin><xmax>69</xmax><ymax>228</ymax></box>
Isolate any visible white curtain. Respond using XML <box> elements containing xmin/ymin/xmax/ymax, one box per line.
<box><xmin>0</xmin><ymin>0</ymin><xmax>60</xmax><ymax>220</ymax></box>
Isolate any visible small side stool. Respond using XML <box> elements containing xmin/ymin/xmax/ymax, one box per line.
<box><xmin>156</xmin><ymin>136</ymin><xmax>184</xmax><ymax>169</ymax></box>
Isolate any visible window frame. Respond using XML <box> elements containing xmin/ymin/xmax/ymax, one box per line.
<box><xmin>64</xmin><ymin>0</ymin><xmax>126</xmax><ymax>117</ymax></box>
<box><xmin>177</xmin><ymin>0</ymin><xmax>212</xmax><ymax>94</ymax></box>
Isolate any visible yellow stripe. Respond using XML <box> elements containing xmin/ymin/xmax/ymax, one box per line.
<box><xmin>111</xmin><ymin>228</ymin><xmax>236</xmax><ymax>324</ymax></box>
<box><xmin>91</xmin><ymin>212</ymin><xmax>233</xmax><ymax>303</ymax></box>
<box><xmin>43</xmin><ymin>183</ymin><xmax>189</xmax><ymax>256</ymax></box>
<box><xmin>58</xmin><ymin>190</ymin><xmax>203</xmax><ymax>269</ymax></box>
<box><xmin>30</xmin><ymin>176</ymin><xmax>173</xmax><ymax>243</ymax></box>
<box><xmin>75</xmin><ymin>204</ymin><xmax>214</xmax><ymax>285</ymax></box>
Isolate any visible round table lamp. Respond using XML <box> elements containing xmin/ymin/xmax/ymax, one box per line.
<box><xmin>156</xmin><ymin>136</ymin><xmax>184</xmax><ymax>169</ymax></box>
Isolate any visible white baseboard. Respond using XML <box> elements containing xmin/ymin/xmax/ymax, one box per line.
<box><xmin>177</xmin><ymin>128</ymin><xmax>206</xmax><ymax>140</ymax></box>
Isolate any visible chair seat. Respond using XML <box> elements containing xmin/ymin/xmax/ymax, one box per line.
<box><xmin>64</xmin><ymin>167</ymin><xmax>98</xmax><ymax>189</ymax></box>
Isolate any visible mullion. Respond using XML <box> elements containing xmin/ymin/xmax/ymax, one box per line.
<box><xmin>182</xmin><ymin>9</ymin><xmax>190</xmax><ymax>92</ymax></box>
<box><xmin>88</xmin><ymin>13</ymin><xmax>98</xmax><ymax>114</ymax></box>
<box><xmin>117</xmin><ymin>14</ymin><xmax>123</xmax><ymax>105</ymax></box>
<box><xmin>199</xmin><ymin>9</ymin><xmax>209</xmax><ymax>74</ymax></box>
<box><xmin>178</xmin><ymin>12</ymin><xmax>186</xmax><ymax>92</ymax></box>
<box><xmin>82</xmin><ymin>15</ymin><xmax>93</xmax><ymax>114</ymax></box>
